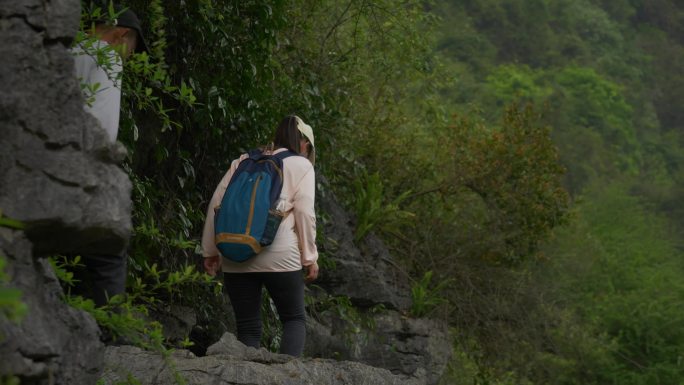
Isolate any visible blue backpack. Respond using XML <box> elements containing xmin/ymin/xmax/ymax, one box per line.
<box><xmin>214</xmin><ymin>149</ymin><xmax>295</xmax><ymax>262</ymax></box>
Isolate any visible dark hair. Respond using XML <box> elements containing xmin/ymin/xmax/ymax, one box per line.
<box><xmin>273</xmin><ymin>115</ymin><xmax>305</xmax><ymax>153</ymax></box>
<box><xmin>271</xmin><ymin>115</ymin><xmax>315</xmax><ymax>164</ymax></box>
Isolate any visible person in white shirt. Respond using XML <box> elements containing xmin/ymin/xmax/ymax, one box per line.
<box><xmin>72</xmin><ymin>6</ymin><xmax>147</xmax><ymax>143</ymax></box>
<box><xmin>202</xmin><ymin>115</ymin><xmax>319</xmax><ymax>357</ymax></box>
<box><xmin>70</xmin><ymin>6</ymin><xmax>147</xmax><ymax>308</ymax></box>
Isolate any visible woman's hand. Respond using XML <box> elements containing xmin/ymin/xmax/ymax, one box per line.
<box><xmin>203</xmin><ymin>256</ymin><xmax>221</xmax><ymax>276</ymax></box>
<box><xmin>304</xmin><ymin>262</ymin><xmax>319</xmax><ymax>283</ymax></box>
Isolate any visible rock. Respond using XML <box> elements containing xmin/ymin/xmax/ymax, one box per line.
<box><xmin>0</xmin><ymin>0</ymin><xmax>133</xmax><ymax>383</ymax></box>
<box><xmin>0</xmin><ymin>229</ymin><xmax>104</xmax><ymax>385</ymax></box>
<box><xmin>316</xmin><ymin>181</ymin><xmax>412</xmax><ymax>311</ymax></box>
<box><xmin>101</xmin><ymin>332</ymin><xmax>424</xmax><ymax>385</ymax></box>
<box><xmin>206</xmin><ymin>332</ymin><xmax>293</xmax><ymax>363</ymax></box>
<box><xmin>0</xmin><ymin>0</ymin><xmax>79</xmax><ymax>41</ymax></box>
<box><xmin>305</xmin><ymin>309</ymin><xmax>452</xmax><ymax>385</ymax></box>
<box><xmin>304</xmin><ymin>316</ymin><xmax>349</xmax><ymax>360</ymax></box>
<box><xmin>0</xmin><ymin>0</ymin><xmax>132</xmax><ymax>257</ymax></box>
<box><xmin>150</xmin><ymin>305</ymin><xmax>198</xmax><ymax>346</ymax></box>
<box><xmin>357</xmin><ymin>311</ymin><xmax>452</xmax><ymax>385</ymax></box>
<box><xmin>305</xmin><ymin>180</ymin><xmax>452</xmax><ymax>384</ymax></box>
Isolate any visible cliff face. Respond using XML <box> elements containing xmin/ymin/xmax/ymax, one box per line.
<box><xmin>305</xmin><ymin>181</ymin><xmax>452</xmax><ymax>384</ymax></box>
<box><xmin>0</xmin><ymin>1</ymin><xmax>451</xmax><ymax>384</ymax></box>
<box><xmin>0</xmin><ymin>0</ymin><xmax>132</xmax><ymax>256</ymax></box>
<box><xmin>0</xmin><ymin>0</ymin><xmax>131</xmax><ymax>384</ymax></box>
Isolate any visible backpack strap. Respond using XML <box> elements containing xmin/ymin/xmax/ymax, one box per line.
<box><xmin>273</xmin><ymin>150</ymin><xmax>297</xmax><ymax>160</ymax></box>
<box><xmin>246</xmin><ymin>149</ymin><xmax>297</xmax><ymax>161</ymax></box>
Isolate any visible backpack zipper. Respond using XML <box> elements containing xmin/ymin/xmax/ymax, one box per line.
<box><xmin>245</xmin><ymin>174</ymin><xmax>262</xmax><ymax>235</ymax></box>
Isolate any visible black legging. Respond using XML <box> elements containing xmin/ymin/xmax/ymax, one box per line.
<box><xmin>223</xmin><ymin>271</ymin><xmax>306</xmax><ymax>357</ymax></box>
<box><xmin>69</xmin><ymin>253</ymin><xmax>126</xmax><ymax>307</ymax></box>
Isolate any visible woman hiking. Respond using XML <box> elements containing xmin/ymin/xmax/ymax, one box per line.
<box><xmin>201</xmin><ymin>115</ymin><xmax>319</xmax><ymax>357</ymax></box>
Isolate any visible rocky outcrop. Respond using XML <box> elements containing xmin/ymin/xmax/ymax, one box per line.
<box><xmin>316</xmin><ymin>182</ymin><xmax>412</xmax><ymax>311</ymax></box>
<box><xmin>304</xmin><ymin>181</ymin><xmax>451</xmax><ymax>384</ymax></box>
<box><xmin>102</xmin><ymin>332</ymin><xmax>423</xmax><ymax>385</ymax></box>
<box><xmin>150</xmin><ymin>305</ymin><xmax>198</xmax><ymax>346</ymax></box>
<box><xmin>359</xmin><ymin>312</ymin><xmax>451</xmax><ymax>385</ymax></box>
<box><xmin>0</xmin><ymin>0</ymin><xmax>132</xmax><ymax>256</ymax></box>
<box><xmin>0</xmin><ymin>0</ymin><xmax>132</xmax><ymax>384</ymax></box>
<box><xmin>0</xmin><ymin>229</ymin><xmax>103</xmax><ymax>384</ymax></box>
<box><xmin>305</xmin><ymin>309</ymin><xmax>451</xmax><ymax>384</ymax></box>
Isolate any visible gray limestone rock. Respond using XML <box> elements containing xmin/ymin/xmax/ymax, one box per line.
<box><xmin>305</xmin><ymin>309</ymin><xmax>452</xmax><ymax>385</ymax></box>
<box><xmin>150</xmin><ymin>304</ymin><xmax>198</xmax><ymax>346</ymax></box>
<box><xmin>357</xmin><ymin>311</ymin><xmax>452</xmax><ymax>385</ymax></box>
<box><xmin>0</xmin><ymin>0</ymin><xmax>132</xmax><ymax>257</ymax></box>
<box><xmin>0</xmin><ymin>0</ymin><xmax>132</xmax><ymax>383</ymax></box>
<box><xmin>316</xmin><ymin>182</ymin><xmax>412</xmax><ymax>311</ymax></box>
<box><xmin>102</xmin><ymin>333</ymin><xmax>424</xmax><ymax>385</ymax></box>
<box><xmin>0</xmin><ymin>0</ymin><xmax>79</xmax><ymax>40</ymax></box>
<box><xmin>0</xmin><ymin>229</ymin><xmax>104</xmax><ymax>385</ymax></box>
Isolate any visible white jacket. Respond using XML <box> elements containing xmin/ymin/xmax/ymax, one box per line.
<box><xmin>201</xmin><ymin>148</ymin><xmax>318</xmax><ymax>272</ymax></box>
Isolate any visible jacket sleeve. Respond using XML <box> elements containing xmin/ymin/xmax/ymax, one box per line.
<box><xmin>293</xmin><ymin>165</ymin><xmax>318</xmax><ymax>266</ymax></box>
<box><xmin>201</xmin><ymin>157</ymin><xmax>243</xmax><ymax>258</ymax></box>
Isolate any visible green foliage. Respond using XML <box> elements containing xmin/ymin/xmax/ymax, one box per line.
<box><xmin>458</xmin><ymin>0</ymin><xmax>556</xmax><ymax>66</ymax></box>
<box><xmin>325</xmin><ymin>295</ymin><xmax>381</xmax><ymax>335</ymax></box>
<box><xmin>539</xmin><ymin>181</ymin><xmax>684</xmax><ymax>384</ymax></box>
<box><xmin>439</xmin><ymin>333</ymin><xmax>537</xmax><ymax>385</ymax></box>
<box><xmin>70</xmin><ymin>295</ymin><xmax>167</xmax><ymax>351</ymax></box>
<box><xmin>483</xmin><ymin>65</ymin><xmax>551</xmax><ymax>111</ymax></box>
<box><xmin>0</xmin><ymin>254</ymin><xmax>27</xmax><ymax>325</ymax></box>
<box><xmin>551</xmin><ymin>66</ymin><xmax>641</xmax><ymax>175</ymax></box>
<box><xmin>277</xmin><ymin>0</ymin><xmax>444</xmax><ymax>186</ymax></box>
<box><xmin>50</xmin><ymin>255</ymin><xmax>211</xmax><ymax>353</ymax></box>
<box><xmin>446</xmin><ymin>105</ymin><xmax>570</xmax><ymax>264</ymax></box>
<box><xmin>580</xmin><ymin>186</ymin><xmax>684</xmax><ymax>383</ymax></box>
<box><xmin>0</xmin><ymin>211</ymin><xmax>25</xmax><ymax>231</ymax></box>
<box><xmin>410</xmin><ymin>271</ymin><xmax>452</xmax><ymax>318</ymax></box>
<box><xmin>352</xmin><ymin>171</ymin><xmax>414</xmax><ymax>242</ymax></box>
<box><xmin>77</xmin><ymin>0</ymin><xmax>201</xmax><ymax>267</ymax></box>
<box><xmin>49</xmin><ymin>255</ymin><xmax>158</xmax><ymax>349</ymax></box>
<box><xmin>437</xmin><ymin>1</ymin><xmax>654</xmax><ymax>193</ymax></box>
<box><xmin>313</xmin><ymin>216</ymin><xmax>336</xmax><ymax>272</ymax></box>
<box><xmin>96</xmin><ymin>375</ymin><xmax>142</xmax><ymax>385</ymax></box>
<box><xmin>430</xmin><ymin>1</ymin><xmax>684</xmax><ymax>383</ymax></box>
<box><xmin>0</xmin><ymin>375</ymin><xmax>21</xmax><ymax>385</ymax></box>
<box><xmin>75</xmin><ymin>3</ymin><xmax>126</xmax><ymax>106</ymax></box>
<box><xmin>260</xmin><ymin>290</ymin><xmax>282</xmax><ymax>353</ymax></box>
<box><xmin>49</xmin><ymin>257</ymin><xmax>205</xmax><ymax>384</ymax></box>
<box><xmin>306</xmin><ymin>289</ymin><xmax>384</xmax><ymax>348</ymax></box>
<box><xmin>126</xmin><ymin>169</ymin><xmax>201</xmax><ymax>273</ymax></box>
<box><xmin>0</xmin><ymin>214</ymin><xmax>28</xmax><ymax>327</ymax></box>
<box><xmin>127</xmin><ymin>262</ymin><xmax>214</xmax><ymax>309</ymax></box>
<box><xmin>547</xmin><ymin>0</ymin><xmax>624</xmax><ymax>62</ymax></box>
<box><xmin>452</xmin><ymin>62</ymin><xmax>642</xmax><ymax>193</ymax></box>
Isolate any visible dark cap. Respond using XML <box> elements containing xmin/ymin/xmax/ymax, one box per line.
<box><xmin>114</xmin><ymin>8</ymin><xmax>149</xmax><ymax>54</ymax></box>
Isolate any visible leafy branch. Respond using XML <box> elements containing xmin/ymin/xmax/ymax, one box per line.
<box><xmin>353</xmin><ymin>170</ymin><xmax>414</xmax><ymax>242</ymax></box>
